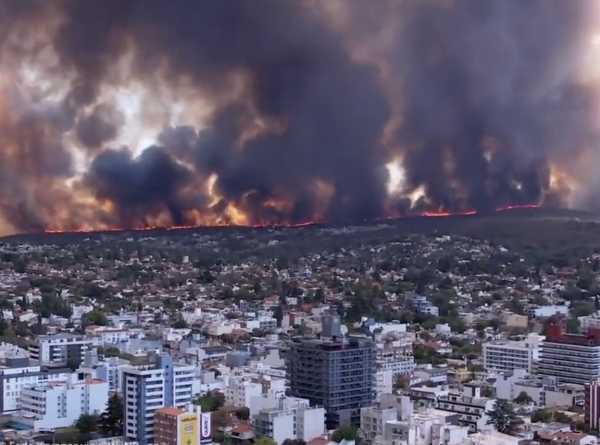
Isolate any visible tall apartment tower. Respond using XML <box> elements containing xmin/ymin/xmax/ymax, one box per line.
<box><xmin>585</xmin><ymin>378</ymin><xmax>600</xmax><ymax>431</ymax></box>
<box><xmin>286</xmin><ymin>315</ymin><xmax>376</xmax><ymax>430</ymax></box>
<box><xmin>122</xmin><ymin>353</ymin><xmax>196</xmax><ymax>444</ymax></box>
<box><xmin>537</xmin><ymin>321</ymin><xmax>600</xmax><ymax>385</ymax></box>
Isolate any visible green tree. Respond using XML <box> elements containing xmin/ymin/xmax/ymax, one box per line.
<box><xmin>98</xmin><ymin>393</ymin><xmax>124</xmax><ymax>437</ymax></box>
<box><xmin>332</xmin><ymin>426</ymin><xmax>359</xmax><ymax>442</ymax></box>
<box><xmin>194</xmin><ymin>392</ymin><xmax>225</xmax><ymax>412</ymax></box>
<box><xmin>485</xmin><ymin>399</ymin><xmax>524</xmax><ymax>434</ymax></box>
<box><xmin>531</xmin><ymin>409</ymin><xmax>552</xmax><ymax>423</ymax></box>
<box><xmin>67</xmin><ymin>356</ymin><xmax>81</xmax><ymax>372</ymax></box>
<box><xmin>283</xmin><ymin>440</ymin><xmax>307</xmax><ymax>445</ymax></box>
<box><xmin>255</xmin><ymin>438</ymin><xmax>277</xmax><ymax>445</ymax></box>
<box><xmin>513</xmin><ymin>391</ymin><xmax>533</xmax><ymax>405</ymax></box>
<box><xmin>566</xmin><ymin>318</ymin><xmax>581</xmax><ymax>334</ymax></box>
<box><xmin>75</xmin><ymin>413</ymin><xmax>97</xmax><ymax>434</ymax></box>
<box><xmin>83</xmin><ymin>310</ymin><xmax>108</xmax><ymax>326</ymax></box>
<box><xmin>554</xmin><ymin>412</ymin><xmax>571</xmax><ymax>423</ymax></box>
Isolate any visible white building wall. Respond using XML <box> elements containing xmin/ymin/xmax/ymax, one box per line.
<box><xmin>1</xmin><ymin>366</ymin><xmax>71</xmax><ymax>413</ymax></box>
<box><xmin>493</xmin><ymin>370</ymin><xmax>528</xmax><ymax>400</ymax></box>
<box><xmin>295</xmin><ymin>407</ymin><xmax>325</xmax><ymax>442</ymax></box>
<box><xmin>272</xmin><ymin>414</ymin><xmax>295</xmax><ymax>445</ymax></box>
<box><xmin>248</xmin><ymin>392</ymin><xmax>279</xmax><ymax>418</ymax></box>
<box><xmin>226</xmin><ymin>379</ymin><xmax>262</xmax><ymax>407</ymax></box>
<box><xmin>482</xmin><ymin>334</ymin><xmax>543</xmax><ymax>373</ymax></box>
<box><xmin>579</xmin><ymin>314</ymin><xmax>600</xmax><ymax>332</ymax></box>
<box><xmin>545</xmin><ymin>387</ymin><xmax>585</xmax><ymax>407</ymax></box>
<box><xmin>375</xmin><ymin>369</ymin><xmax>393</xmax><ymax>400</ymax></box>
<box><xmin>19</xmin><ymin>378</ymin><xmax>108</xmax><ymax>431</ymax></box>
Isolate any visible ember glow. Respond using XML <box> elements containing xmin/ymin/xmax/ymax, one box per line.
<box><xmin>0</xmin><ymin>0</ymin><xmax>599</xmax><ymax>236</ymax></box>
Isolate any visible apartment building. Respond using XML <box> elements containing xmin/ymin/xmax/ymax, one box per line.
<box><xmin>482</xmin><ymin>333</ymin><xmax>544</xmax><ymax>373</ymax></box>
<box><xmin>122</xmin><ymin>353</ymin><xmax>196</xmax><ymax>445</ymax></box>
<box><xmin>286</xmin><ymin>314</ymin><xmax>375</xmax><ymax>429</ymax></box>
<box><xmin>495</xmin><ymin>370</ymin><xmax>584</xmax><ymax>408</ymax></box>
<box><xmin>361</xmin><ymin>395</ymin><xmax>469</xmax><ymax>445</ymax></box>
<box><xmin>579</xmin><ymin>313</ymin><xmax>600</xmax><ymax>333</ymax></box>
<box><xmin>360</xmin><ymin>394</ymin><xmax>413</xmax><ymax>442</ymax></box>
<box><xmin>537</xmin><ymin>322</ymin><xmax>600</xmax><ymax>385</ymax></box>
<box><xmin>28</xmin><ymin>333</ymin><xmax>92</xmax><ymax>365</ymax></box>
<box><xmin>404</xmin><ymin>292</ymin><xmax>439</xmax><ymax>316</ymax></box>
<box><xmin>78</xmin><ymin>349</ymin><xmax>126</xmax><ymax>392</ymax></box>
<box><xmin>254</xmin><ymin>396</ymin><xmax>325</xmax><ymax>445</ymax></box>
<box><xmin>18</xmin><ymin>373</ymin><xmax>108</xmax><ymax>431</ymax></box>
<box><xmin>225</xmin><ymin>372</ymin><xmax>286</xmax><ymax>412</ymax></box>
<box><xmin>376</xmin><ymin>343</ymin><xmax>415</xmax><ymax>376</ymax></box>
<box><xmin>374</xmin><ymin>369</ymin><xmax>393</xmax><ymax>399</ymax></box>
<box><xmin>435</xmin><ymin>383</ymin><xmax>495</xmax><ymax>432</ymax></box>
<box><xmin>0</xmin><ymin>352</ymin><xmax>70</xmax><ymax>413</ymax></box>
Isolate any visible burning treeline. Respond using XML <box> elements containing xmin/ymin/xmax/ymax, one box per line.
<box><xmin>0</xmin><ymin>0</ymin><xmax>599</xmax><ymax>235</ymax></box>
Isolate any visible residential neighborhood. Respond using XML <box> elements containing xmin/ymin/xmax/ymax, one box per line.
<box><xmin>0</xmin><ymin>216</ymin><xmax>597</xmax><ymax>445</ymax></box>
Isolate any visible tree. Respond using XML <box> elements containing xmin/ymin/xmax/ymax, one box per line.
<box><xmin>67</xmin><ymin>356</ymin><xmax>81</xmax><ymax>372</ymax></box>
<box><xmin>566</xmin><ymin>317</ymin><xmax>581</xmax><ymax>334</ymax></box>
<box><xmin>554</xmin><ymin>412</ymin><xmax>572</xmax><ymax>423</ymax></box>
<box><xmin>485</xmin><ymin>399</ymin><xmax>524</xmax><ymax>434</ymax></box>
<box><xmin>98</xmin><ymin>393</ymin><xmax>124</xmax><ymax>437</ymax></box>
<box><xmin>172</xmin><ymin>318</ymin><xmax>188</xmax><ymax>329</ymax></box>
<box><xmin>255</xmin><ymin>438</ymin><xmax>277</xmax><ymax>445</ymax></box>
<box><xmin>75</xmin><ymin>413</ymin><xmax>97</xmax><ymax>434</ymax></box>
<box><xmin>514</xmin><ymin>391</ymin><xmax>533</xmax><ymax>405</ymax></box>
<box><xmin>194</xmin><ymin>391</ymin><xmax>225</xmax><ymax>412</ymax></box>
<box><xmin>332</xmin><ymin>426</ymin><xmax>359</xmax><ymax>442</ymax></box>
<box><xmin>283</xmin><ymin>440</ymin><xmax>306</xmax><ymax>445</ymax></box>
<box><xmin>235</xmin><ymin>407</ymin><xmax>250</xmax><ymax>420</ymax></box>
<box><xmin>83</xmin><ymin>310</ymin><xmax>108</xmax><ymax>326</ymax></box>
<box><xmin>393</xmin><ymin>374</ymin><xmax>410</xmax><ymax>391</ymax></box>
<box><xmin>531</xmin><ymin>409</ymin><xmax>552</xmax><ymax>423</ymax></box>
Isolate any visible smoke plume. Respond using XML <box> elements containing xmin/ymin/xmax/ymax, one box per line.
<box><xmin>0</xmin><ymin>0</ymin><xmax>598</xmax><ymax>234</ymax></box>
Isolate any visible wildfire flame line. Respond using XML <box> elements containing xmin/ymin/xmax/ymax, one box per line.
<box><xmin>37</xmin><ymin>204</ymin><xmax>541</xmax><ymax>236</ymax></box>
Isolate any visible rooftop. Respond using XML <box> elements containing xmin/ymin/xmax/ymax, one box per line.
<box><xmin>156</xmin><ymin>407</ymin><xmax>184</xmax><ymax>417</ymax></box>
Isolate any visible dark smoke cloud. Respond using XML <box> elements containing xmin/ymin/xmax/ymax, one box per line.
<box><xmin>57</xmin><ymin>0</ymin><xmax>391</xmax><ymax>225</ymax></box>
<box><xmin>0</xmin><ymin>0</ymin><xmax>597</xmax><ymax>233</ymax></box>
<box><xmin>83</xmin><ymin>146</ymin><xmax>193</xmax><ymax>226</ymax></box>
<box><xmin>75</xmin><ymin>104</ymin><xmax>124</xmax><ymax>150</ymax></box>
<box><xmin>388</xmin><ymin>0</ymin><xmax>597</xmax><ymax>210</ymax></box>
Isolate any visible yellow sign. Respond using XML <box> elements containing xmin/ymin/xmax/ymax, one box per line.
<box><xmin>179</xmin><ymin>415</ymin><xmax>199</xmax><ymax>445</ymax></box>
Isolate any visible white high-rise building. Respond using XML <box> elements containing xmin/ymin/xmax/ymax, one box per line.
<box><xmin>538</xmin><ymin>323</ymin><xmax>600</xmax><ymax>385</ymax></box>
<box><xmin>28</xmin><ymin>333</ymin><xmax>93</xmax><ymax>365</ymax></box>
<box><xmin>18</xmin><ymin>373</ymin><xmax>109</xmax><ymax>431</ymax></box>
<box><xmin>482</xmin><ymin>333</ymin><xmax>544</xmax><ymax>373</ymax></box>
<box><xmin>122</xmin><ymin>353</ymin><xmax>196</xmax><ymax>445</ymax></box>
<box><xmin>0</xmin><ymin>351</ymin><xmax>71</xmax><ymax>413</ymax></box>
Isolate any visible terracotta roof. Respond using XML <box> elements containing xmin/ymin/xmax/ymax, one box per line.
<box><xmin>84</xmin><ymin>378</ymin><xmax>105</xmax><ymax>385</ymax></box>
<box><xmin>308</xmin><ymin>438</ymin><xmax>330</xmax><ymax>445</ymax></box>
<box><xmin>155</xmin><ymin>407</ymin><xmax>184</xmax><ymax>416</ymax></box>
<box><xmin>231</xmin><ymin>424</ymin><xmax>253</xmax><ymax>434</ymax></box>
<box><xmin>539</xmin><ymin>430</ymin><xmax>586</xmax><ymax>442</ymax></box>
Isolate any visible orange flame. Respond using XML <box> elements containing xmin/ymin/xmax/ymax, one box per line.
<box><xmin>37</xmin><ymin>204</ymin><xmax>541</xmax><ymax>236</ymax></box>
